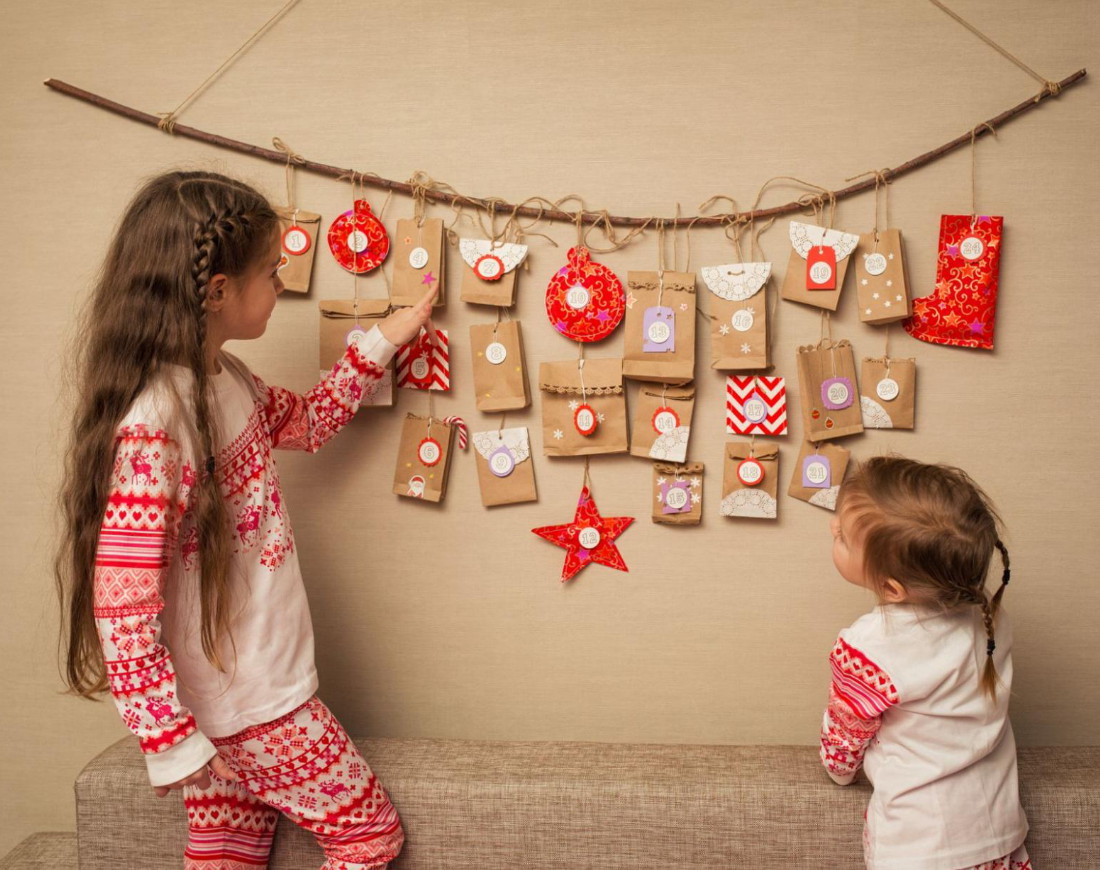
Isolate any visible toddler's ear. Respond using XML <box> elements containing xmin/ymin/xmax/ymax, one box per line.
<box><xmin>204</xmin><ymin>274</ymin><xmax>229</xmax><ymax>311</ymax></box>
<box><xmin>882</xmin><ymin>579</ymin><xmax>909</xmax><ymax>604</ymax></box>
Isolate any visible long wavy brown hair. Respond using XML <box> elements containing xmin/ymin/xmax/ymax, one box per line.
<box><xmin>838</xmin><ymin>455</ymin><xmax>1012</xmax><ymax>700</ymax></box>
<box><xmin>56</xmin><ymin>170</ymin><xmax>278</xmax><ymax>696</ymax></box>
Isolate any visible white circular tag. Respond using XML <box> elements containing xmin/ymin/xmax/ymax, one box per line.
<box><xmin>664</xmin><ymin>486</ymin><xmax>689</xmax><ymax>510</ymax></box>
<box><xmin>805</xmin><ymin>460</ymin><xmax>829</xmax><ymax>485</ymax></box>
<box><xmin>475</xmin><ymin>256</ymin><xmax>504</xmax><ymax>280</ymax></box>
<box><xmin>647</xmin><ymin>321</ymin><xmax>672</xmax><ymax>344</ymax></box>
<box><xmin>410</xmin><ymin>357</ymin><xmax>430</xmax><ymax>380</ymax></box>
<box><xmin>565</xmin><ymin>284</ymin><xmax>590</xmax><ymax>309</ymax></box>
<box><xmin>409</xmin><ymin>246</ymin><xmax>430</xmax><ymax>269</ymax></box>
<box><xmin>489</xmin><ymin>449</ymin><xmax>515</xmax><ymax>477</ymax></box>
<box><xmin>347</xmin><ymin>230</ymin><xmax>369</xmax><ymax>253</ymax></box>
<box><xmin>575</xmin><ymin>405</ymin><xmax>597</xmax><ymax>436</ymax></box>
<box><xmin>731</xmin><ymin>309</ymin><xmax>754</xmax><ymax>332</ymax></box>
<box><xmin>345</xmin><ymin>326</ymin><xmax>369</xmax><ymax>347</ymax></box>
<box><xmin>743</xmin><ymin>397</ymin><xmax>767</xmax><ymax>424</ymax></box>
<box><xmin>864</xmin><ymin>252</ymin><xmax>888</xmax><ymax>276</ymax></box>
<box><xmin>737</xmin><ymin>458</ymin><xmax>765</xmax><ymax>486</ymax></box>
<box><xmin>485</xmin><ymin>342</ymin><xmax>507</xmax><ymax>365</ymax></box>
<box><xmin>283</xmin><ymin>226</ymin><xmax>310</xmax><ymax>255</ymax></box>
<box><xmin>877</xmin><ymin>377</ymin><xmax>900</xmax><ymax>401</ymax></box>
<box><xmin>809</xmin><ymin>262</ymin><xmax>833</xmax><ymax>284</ymax></box>
<box><xmin>826</xmin><ymin>381</ymin><xmax>851</xmax><ymax>406</ymax></box>
<box><xmin>578</xmin><ymin>526</ymin><xmax>601</xmax><ymax>549</ymax></box>
<box><xmin>960</xmin><ymin>236</ymin><xmax>984</xmax><ymax>260</ymax></box>
<box><xmin>653</xmin><ymin>408</ymin><xmax>679</xmax><ymax>434</ymax></box>
<box><xmin>418</xmin><ymin>439</ymin><xmax>441</xmax><ymax>466</ymax></box>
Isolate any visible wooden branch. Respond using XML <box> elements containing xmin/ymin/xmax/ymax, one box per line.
<box><xmin>44</xmin><ymin>69</ymin><xmax>1086</xmax><ymax>228</ymax></box>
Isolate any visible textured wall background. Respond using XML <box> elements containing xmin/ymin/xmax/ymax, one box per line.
<box><xmin>2</xmin><ymin>0</ymin><xmax>1097</xmax><ymax>855</ymax></box>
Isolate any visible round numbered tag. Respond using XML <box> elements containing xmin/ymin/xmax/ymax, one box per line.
<box><xmin>574</xmin><ymin>403</ymin><xmax>598</xmax><ymax>436</ymax></box>
<box><xmin>652</xmin><ymin>406</ymin><xmax>680</xmax><ymax>434</ymax></box>
<box><xmin>804</xmin><ymin>458</ymin><xmax>830</xmax><ymax>487</ymax></box>
<box><xmin>328</xmin><ymin>200</ymin><xmax>389</xmax><ymax>274</ymax></box>
<box><xmin>743</xmin><ymin>394</ymin><xmax>767</xmax><ymax>424</ymax></box>
<box><xmin>565</xmin><ymin>284</ymin><xmax>591</xmax><ymax>309</ymax></box>
<box><xmin>864</xmin><ymin>252</ymin><xmax>887</xmax><ymax>276</ymax></box>
<box><xmin>345</xmin><ymin>325</ymin><xmax>369</xmax><ymax>347</ymax></box>
<box><xmin>410</xmin><ymin>355</ymin><xmax>431</xmax><ymax>381</ymax></box>
<box><xmin>347</xmin><ymin>230</ymin><xmax>369</xmax><ymax>253</ymax></box>
<box><xmin>407</xmin><ymin>475</ymin><xmax>426</xmax><ymax>498</ymax></box>
<box><xmin>474</xmin><ymin>254</ymin><xmax>505</xmax><ymax>281</ymax></box>
<box><xmin>737</xmin><ymin>457</ymin><xmax>765</xmax><ymax>487</ymax></box>
<box><xmin>664</xmin><ymin>486</ymin><xmax>689</xmax><ymax>511</ymax></box>
<box><xmin>822</xmin><ymin>377</ymin><xmax>854</xmax><ymax>410</ymax></box>
<box><xmin>485</xmin><ymin>342</ymin><xmax>508</xmax><ymax>365</ymax></box>
<box><xmin>809</xmin><ymin>261</ymin><xmax>833</xmax><ymax>284</ymax></box>
<box><xmin>578</xmin><ymin>526</ymin><xmax>601</xmax><ymax>549</ymax></box>
<box><xmin>409</xmin><ymin>246</ymin><xmax>430</xmax><ymax>269</ymax></box>
<box><xmin>282</xmin><ymin>225</ymin><xmax>311</xmax><ymax>255</ymax></box>
<box><xmin>960</xmin><ymin>236</ymin><xmax>985</xmax><ymax>260</ymax></box>
<box><xmin>876</xmin><ymin>377</ymin><xmax>900</xmax><ymax>402</ymax></box>
<box><xmin>731</xmin><ymin>308</ymin><xmax>754</xmax><ymax>332</ymax></box>
<box><xmin>488</xmin><ymin>445</ymin><xmax>515</xmax><ymax>477</ymax></box>
<box><xmin>647</xmin><ymin>320</ymin><xmax>672</xmax><ymax>344</ymax></box>
<box><xmin>417</xmin><ymin>437</ymin><xmax>442</xmax><ymax>467</ymax></box>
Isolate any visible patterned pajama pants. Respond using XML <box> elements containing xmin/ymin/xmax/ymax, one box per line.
<box><xmin>182</xmin><ymin>697</ymin><xmax>403</xmax><ymax>870</ymax></box>
<box><xmin>964</xmin><ymin>845</ymin><xmax>1032</xmax><ymax>870</ymax></box>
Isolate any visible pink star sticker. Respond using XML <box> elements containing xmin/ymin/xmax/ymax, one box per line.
<box><xmin>969</xmin><ymin>320</ymin><xmax>985</xmax><ymax>334</ymax></box>
<box><xmin>422</xmin><ymin>271</ymin><xmax>436</xmax><ymax>287</ymax></box>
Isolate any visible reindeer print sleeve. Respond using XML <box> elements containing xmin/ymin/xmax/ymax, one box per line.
<box><xmin>819</xmin><ymin>636</ymin><xmax>898</xmax><ymax>785</ymax></box>
<box><xmin>94</xmin><ymin>424</ymin><xmax>217</xmax><ymax>786</ymax></box>
<box><xmin>253</xmin><ymin>325</ymin><xmax>396</xmax><ymax>452</ymax></box>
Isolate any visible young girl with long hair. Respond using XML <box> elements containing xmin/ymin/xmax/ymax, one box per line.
<box><xmin>56</xmin><ymin>169</ymin><xmax>433</xmax><ymax>869</ymax></box>
<box><xmin>821</xmin><ymin>456</ymin><xmax>1031</xmax><ymax>870</ymax></box>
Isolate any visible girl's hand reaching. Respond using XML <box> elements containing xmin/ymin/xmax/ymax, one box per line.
<box><xmin>153</xmin><ymin>753</ymin><xmax>237</xmax><ymax>797</ymax></box>
<box><xmin>378</xmin><ymin>285</ymin><xmax>437</xmax><ymax>347</ymax></box>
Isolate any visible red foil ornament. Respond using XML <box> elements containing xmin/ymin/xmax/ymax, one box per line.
<box><xmin>328</xmin><ymin>199</ymin><xmax>390</xmax><ymax>274</ymax></box>
<box><xmin>545</xmin><ymin>246</ymin><xmax>625</xmax><ymax>342</ymax></box>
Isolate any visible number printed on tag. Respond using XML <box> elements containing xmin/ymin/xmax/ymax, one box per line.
<box><xmin>960</xmin><ymin>236</ymin><xmax>985</xmax><ymax>260</ymax></box>
<box><xmin>574</xmin><ymin>404</ymin><xmax>598</xmax><ymax>436</ymax></box>
<box><xmin>283</xmin><ymin>226</ymin><xmax>311</xmax><ymax>255</ymax></box>
<box><xmin>410</xmin><ymin>356</ymin><xmax>430</xmax><ymax>380</ymax></box>
<box><xmin>566</xmin><ymin>284</ymin><xmax>590</xmax><ymax>309</ymax></box>
<box><xmin>485</xmin><ymin>342</ymin><xmax>508</xmax><ymax>365</ymax></box>
<box><xmin>418</xmin><ymin>438</ymin><xmax>442</xmax><ymax>467</ymax></box>
<box><xmin>743</xmin><ymin>396</ymin><xmax>767</xmax><ymax>424</ymax></box>
<box><xmin>809</xmin><ymin>262</ymin><xmax>833</xmax><ymax>284</ymax></box>
<box><xmin>822</xmin><ymin>377</ymin><xmax>854</xmax><ymax>410</ymax></box>
<box><xmin>864</xmin><ymin>252</ymin><xmax>887</xmax><ymax>275</ymax></box>
<box><xmin>877</xmin><ymin>377</ymin><xmax>900</xmax><ymax>401</ymax></box>
<box><xmin>347</xmin><ymin>230</ymin><xmax>369</xmax><ymax>253</ymax></box>
<box><xmin>737</xmin><ymin>457</ymin><xmax>765</xmax><ymax>487</ymax></box>
<box><xmin>802</xmin><ymin>455</ymin><xmax>831</xmax><ymax>489</ymax></box>
<box><xmin>409</xmin><ymin>246</ymin><xmax>430</xmax><ymax>269</ymax></box>
<box><xmin>664</xmin><ymin>486</ymin><xmax>689</xmax><ymax>510</ymax></box>
<box><xmin>578</xmin><ymin>526</ymin><xmax>601</xmax><ymax>549</ymax></box>
<box><xmin>488</xmin><ymin>445</ymin><xmax>515</xmax><ymax>477</ymax></box>
<box><xmin>731</xmin><ymin>309</ymin><xmax>754</xmax><ymax>332</ymax></box>
<box><xmin>652</xmin><ymin>407</ymin><xmax>680</xmax><ymax>434</ymax></box>
<box><xmin>647</xmin><ymin>320</ymin><xmax>671</xmax><ymax>344</ymax></box>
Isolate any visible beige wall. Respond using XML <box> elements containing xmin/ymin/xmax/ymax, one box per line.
<box><xmin>2</xmin><ymin>0</ymin><xmax>1097</xmax><ymax>855</ymax></box>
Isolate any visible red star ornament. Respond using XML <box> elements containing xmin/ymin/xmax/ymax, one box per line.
<box><xmin>531</xmin><ymin>485</ymin><xmax>634</xmax><ymax>582</ymax></box>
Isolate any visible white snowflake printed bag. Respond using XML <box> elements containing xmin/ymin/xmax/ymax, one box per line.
<box><xmin>700</xmin><ymin>261</ymin><xmax>771</xmax><ymax>370</ymax></box>
<box><xmin>653</xmin><ymin>460</ymin><xmax>703</xmax><ymax>526</ymax></box>
<box><xmin>630</xmin><ymin>383</ymin><xmax>694</xmax><ymax>463</ymax></box>
<box><xmin>538</xmin><ymin>357</ymin><xmax>627</xmax><ymax>457</ymax></box>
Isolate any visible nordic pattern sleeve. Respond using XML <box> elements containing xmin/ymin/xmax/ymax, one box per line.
<box><xmin>820</xmin><ymin>636</ymin><xmax>899</xmax><ymax>785</ymax></box>
<box><xmin>93</xmin><ymin>425</ymin><xmax>217</xmax><ymax>787</ymax></box>
<box><xmin>254</xmin><ymin>324</ymin><xmax>397</xmax><ymax>452</ymax></box>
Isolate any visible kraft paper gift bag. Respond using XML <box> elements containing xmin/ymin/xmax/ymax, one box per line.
<box><xmin>458</xmin><ymin>238</ymin><xmax>529</xmax><ymax>306</ymax></box>
<box><xmin>720</xmin><ymin>442</ymin><xmax>779</xmax><ymax>520</ymax></box>
<box><xmin>539</xmin><ymin>358</ymin><xmax>628</xmax><ymax>457</ymax></box>
<box><xmin>317</xmin><ymin>298</ymin><xmax>395</xmax><ymax>407</ymax></box>
<box><xmin>469</xmin><ymin>320</ymin><xmax>531</xmax><ymax>412</ymax></box>
<box><xmin>472</xmin><ymin>427</ymin><xmax>538</xmax><ymax>507</ymax></box>
<box><xmin>653</xmin><ymin>460</ymin><xmax>704</xmax><ymax>526</ymax></box>
<box><xmin>796</xmin><ymin>338</ymin><xmax>863</xmax><ymax>441</ymax></box>
<box><xmin>392</xmin><ymin>217</ymin><xmax>446</xmax><ymax>308</ymax></box>
<box><xmin>276</xmin><ymin>206</ymin><xmax>322</xmax><ymax>294</ymax></box>
<box><xmin>630</xmin><ymin>384</ymin><xmax>695</xmax><ymax>463</ymax></box>
<box><xmin>788</xmin><ymin>440</ymin><xmax>851</xmax><ymax>511</ymax></box>
<box><xmin>860</xmin><ymin>357</ymin><xmax>916</xmax><ymax>430</ymax></box>
<box><xmin>780</xmin><ymin>222</ymin><xmax>860</xmax><ymax>311</ymax></box>
<box><xmin>622</xmin><ymin>271</ymin><xmax>696</xmax><ymax>383</ymax></box>
<box><xmin>854</xmin><ymin>229</ymin><xmax>911</xmax><ymax>324</ymax></box>
<box><xmin>396</xmin><ymin>327</ymin><xmax>450</xmax><ymax>391</ymax></box>
<box><xmin>393</xmin><ymin>413</ymin><xmax>456</xmax><ymax>503</ymax></box>
<box><xmin>700</xmin><ymin>261</ymin><xmax>771</xmax><ymax>370</ymax></box>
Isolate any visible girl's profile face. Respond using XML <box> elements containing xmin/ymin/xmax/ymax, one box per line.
<box><xmin>831</xmin><ymin>504</ymin><xmax>869</xmax><ymax>589</ymax></box>
<box><xmin>218</xmin><ymin>234</ymin><xmax>285</xmax><ymax>342</ymax></box>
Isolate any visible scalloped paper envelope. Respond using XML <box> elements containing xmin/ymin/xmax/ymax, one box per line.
<box><xmin>780</xmin><ymin>221</ymin><xmax>860</xmax><ymax>311</ymax></box>
<box><xmin>702</xmin><ymin>262</ymin><xmax>772</xmax><ymax>370</ymax></box>
<box><xmin>459</xmin><ymin>238</ymin><xmax>529</xmax><ymax>306</ymax></box>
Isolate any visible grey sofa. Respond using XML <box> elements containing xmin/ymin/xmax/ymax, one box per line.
<box><xmin>3</xmin><ymin>738</ymin><xmax>1098</xmax><ymax>868</ymax></box>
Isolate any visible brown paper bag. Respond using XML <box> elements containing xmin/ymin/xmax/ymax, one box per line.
<box><xmin>393</xmin><ymin>413</ymin><xmax>456</xmax><ymax>503</ymax></box>
<box><xmin>471</xmin><ymin>427</ymin><xmax>538</xmax><ymax>507</ymax></box>
<box><xmin>630</xmin><ymin>384</ymin><xmax>695</xmax><ymax>462</ymax></box>
<box><xmin>700</xmin><ymin>262</ymin><xmax>771</xmax><ymax>370</ymax></box>
<box><xmin>539</xmin><ymin>358</ymin><xmax>627</xmax><ymax>457</ymax></box>
<box><xmin>318</xmin><ymin>298</ymin><xmax>395</xmax><ymax>408</ymax></box>
<box><xmin>854</xmin><ymin>229</ymin><xmax>911</xmax><ymax>324</ymax></box>
<box><xmin>796</xmin><ymin>338</ymin><xmax>864</xmax><ymax>441</ymax></box>
<box><xmin>780</xmin><ymin>222</ymin><xmax>861</xmax><ymax>311</ymax></box>
<box><xmin>276</xmin><ymin>206</ymin><xmax>322</xmax><ymax>294</ymax></box>
<box><xmin>469</xmin><ymin>320</ymin><xmax>531</xmax><ymax>412</ymax></box>
<box><xmin>391</xmin><ymin>218</ymin><xmax>445</xmax><ymax>308</ymax></box>
<box><xmin>860</xmin><ymin>357</ymin><xmax>916</xmax><ymax>430</ymax></box>
<box><xmin>720</xmin><ymin>442</ymin><xmax>779</xmax><ymax>519</ymax></box>
<box><xmin>653</xmin><ymin>461</ymin><xmax>704</xmax><ymax>525</ymax></box>
<box><xmin>458</xmin><ymin>238</ymin><xmax>529</xmax><ymax>306</ymax></box>
<box><xmin>622</xmin><ymin>271</ymin><xmax>696</xmax><ymax>383</ymax></box>
<box><xmin>788</xmin><ymin>440</ymin><xmax>851</xmax><ymax>511</ymax></box>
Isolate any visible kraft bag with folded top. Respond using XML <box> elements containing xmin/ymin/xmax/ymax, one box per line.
<box><xmin>795</xmin><ymin>337</ymin><xmax>863</xmax><ymax>441</ymax></box>
<box><xmin>700</xmin><ymin>261</ymin><xmax>771</xmax><ymax>370</ymax></box>
<box><xmin>391</xmin><ymin>217</ymin><xmax>446</xmax><ymax>308</ymax></box>
<box><xmin>539</xmin><ymin>357</ymin><xmax>628</xmax><ymax>457</ymax></box>
<box><xmin>276</xmin><ymin>206</ymin><xmax>322</xmax><ymax>294</ymax></box>
<box><xmin>622</xmin><ymin>271</ymin><xmax>696</xmax><ymax>383</ymax></box>
<box><xmin>471</xmin><ymin>426</ymin><xmax>538</xmax><ymax>507</ymax></box>
<box><xmin>630</xmin><ymin>383</ymin><xmax>695</xmax><ymax>463</ymax></box>
<box><xmin>469</xmin><ymin>319</ymin><xmax>531</xmax><ymax>412</ymax></box>
<box><xmin>788</xmin><ymin>440</ymin><xmax>851</xmax><ymax>511</ymax></box>
<box><xmin>860</xmin><ymin>356</ymin><xmax>916</xmax><ymax>430</ymax></box>
<box><xmin>393</xmin><ymin>413</ymin><xmax>456</xmax><ymax>503</ymax></box>
<box><xmin>720</xmin><ymin>441</ymin><xmax>779</xmax><ymax>520</ymax></box>
<box><xmin>459</xmin><ymin>238</ymin><xmax>529</xmax><ymax>306</ymax></box>
<box><xmin>780</xmin><ymin>221</ymin><xmax>860</xmax><ymax>311</ymax></box>
<box><xmin>317</xmin><ymin>298</ymin><xmax>395</xmax><ymax>407</ymax></box>
<box><xmin>653</xmin><ymin>460</ymin><xmax>704</xmax><ymax>526</ymax></box>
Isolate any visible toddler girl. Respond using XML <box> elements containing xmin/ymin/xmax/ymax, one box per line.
<box><xmin>821</xmin><ymin>456</ymin><xmax>1030</xmax><ymax>869</ymax></box>
<box><xmin>57</xmin><ymin>170</ymin><xmax>433</xmax><ymax>869</ymax></box>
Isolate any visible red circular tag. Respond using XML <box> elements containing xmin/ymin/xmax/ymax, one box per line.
<box><xmin>737</xmin><ymin>457</ymin><xmax>765</xmax><ymax>487</ymax></box>
<box><xmin>651</xmin><ymin>406</ymin><xmax>680</xmax><ymax>434</ymax></box>
<box><xmin>327</xmin><ymin>200</ymin><xmax>389</xmax><ymax>274</ymax></box>
<box><xmin>545</xmin><ymin>246</ymin><xmax>625</xmax><ymax>342</ymax></box>
<box><xmin>474</xmin><ymin>254</ymin><xmax>506</xmax><ymax>281</ymax></box>
<box><xmin>574</xmin><ymin>403</ymin><xmax>598</xmax><ymax>436</ymax></box>
<box><xmin>282</xmin><ymin>225</ymin><xmax>311</xmax><ymax>255</ymax></box>
<box><xmin>417</xmin><ymin>437</ymin><xmax>442</xmax><ymax>467</ymax></box>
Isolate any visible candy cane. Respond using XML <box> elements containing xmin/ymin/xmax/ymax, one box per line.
<box><xmin>444</xmin><ymin>416</ymin><xmax>468</xmax><ymax>449</ymax></box>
